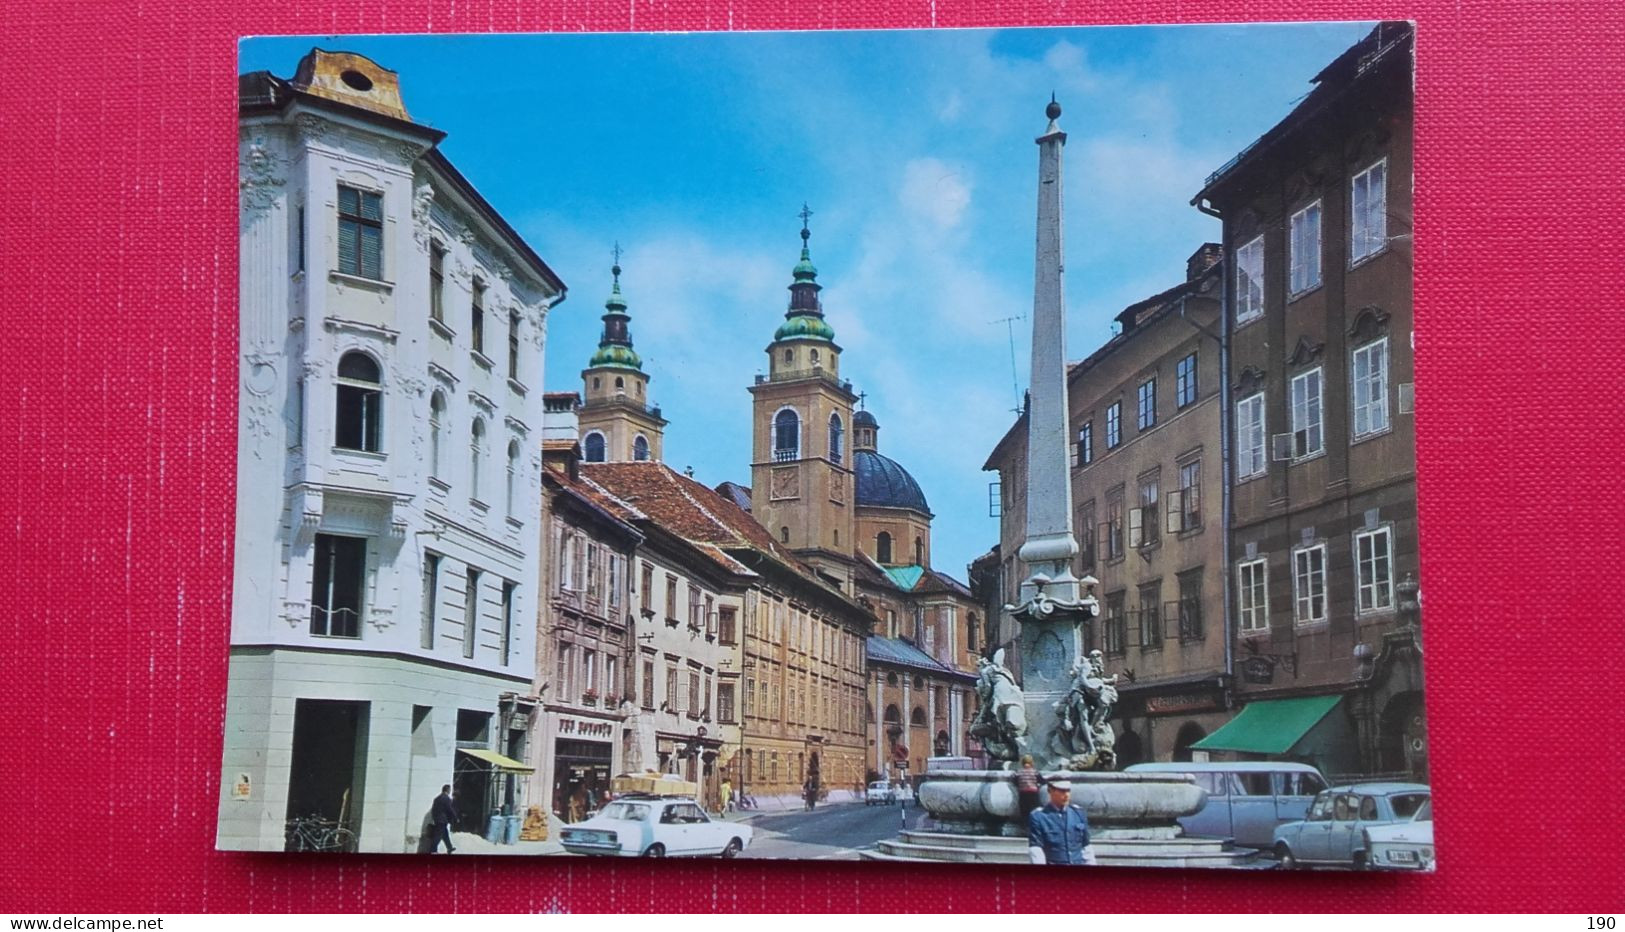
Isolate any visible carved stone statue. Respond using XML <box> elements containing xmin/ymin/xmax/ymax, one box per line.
<box><xmin>969</xmin><ymin>650</ymin><xmax>1028</xmax><ymax>767</ymax></box>
<box><xmin>1051</xmin><ymin>649</ymin><xmax>1119</xmax><ymax>770</ymax></box>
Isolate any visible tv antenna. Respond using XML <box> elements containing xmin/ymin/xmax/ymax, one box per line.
<box><xmin>990</xmin><ymin>314</ymin><xmax>1026</xmax><ymax>415</ymax></box>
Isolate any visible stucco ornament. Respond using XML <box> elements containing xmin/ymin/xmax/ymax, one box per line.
<box><xmin>968</xmin><ymin>650</ymin><xmax>1027</xmax><ymax>768</ymax></box>
<box><xmin>293</xmin><ymin>114</ymin><xmax>334</xmax><ymax>146</ymax></box>
<box><xmin>239</xmin><ymin>136</ymin><xmax>285</xmax><ymax>214</ymax></box>
<box><xmin>411</xmin><ymin>178</ymin><xmax>436</xmax><ymax>249</ymax></box>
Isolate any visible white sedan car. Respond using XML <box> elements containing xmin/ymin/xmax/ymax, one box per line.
<box><xmin>1364</xmin><ymin>798</ymin><xmax>1435</xmax><ymax>871</ymax></box>
<box><xmin>559</xmin><ymin>796</ymin><xmax>752</xmax><ymax>858</ymax></box>
<box><xmin>865</xmin><ymin>781</ymin><xmax>899</xmax><ymax>805</ymax></box>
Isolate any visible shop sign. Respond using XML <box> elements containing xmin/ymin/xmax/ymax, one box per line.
<box><xmin>558</xmin><ymin>717</ymin><xmax>615</xmax><ymax>739</ymax></box>
<box><xmin>1146</xmin><ymin>693</ymin><xmax>1216</xmax><ymax>714</ymax></box>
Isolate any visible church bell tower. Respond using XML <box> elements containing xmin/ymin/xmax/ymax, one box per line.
<box><xmin>579</xmin><ymin>247</ymin><xmax>668</xmax><ymax>462</ymax></box>
<box><xmin>747</xmin><ymin>207</ymin><xmax>859</xmax><ymax>586</ymax></box>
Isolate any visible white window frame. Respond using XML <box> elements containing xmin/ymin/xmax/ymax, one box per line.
<box><xmin>1237</xmin><ymin>558</ymin><xmax>1270</xmax><ymax>634</ymax></box>
<box><xmin>1176</xmin><ymin>352</ymin><xmax>1198</xmax><ymax>409</ymax></box>
<box><xmin>1235</xmin><ymin>235</ymin><xmax>1264</xmax><ymax>323</ymax></box>
<box><xmin>1351</xmin><ymin>158</ymin><xmax>1389</xmax><ymax>265</ymax></box>
<box><xmin>772</xmin><ymin>406</ymin><xmax>801</xmax><ymax>461</ymax></box>
<box><xmin>1292</xmin><ymin>543</ymin><xmax>1328</xmax><ymax>624</ymax></box>
<box><xmin>1289</xmin><ymin>368</ymin><xmax>1325</xmax><ymax>460</ymax></box>
<box><xmin>1354</xmin><ymin>526</ymin><xmax>1396</xmax><ymax>614</ymax></box>
<box><xmin>1236</xmin><ymin>392</ymin><xmax>1266</xmax><ymax>480</ymax></box>
<box><xmin>1106</xmin><ymin>402</ymin><xmax>1122</xmax><ymax>449</ymax></box>
<box><xmin>1352</xmin><ymin>338</ymin><xmax>1391</xmax><ymax>439</ymax></box>
<box><xmin>1137</xmin><ymin>378</ymin><xmax>1157</xmax><ymax>431</ymax></box>
<box><xmin>1289</xmin><ymin>200</ymin><xmax>1323</xmax><ymax>297</ymax></box>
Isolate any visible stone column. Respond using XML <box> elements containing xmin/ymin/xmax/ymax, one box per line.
<box><xmin>1017</xmin><ymin>99</ymin><xmax>1081</xmax><ymax>607</ymax></box>
<box><xmin>1011</xmin><ymin>100</ymin><xmax>1102</xmax><ymax>770</ymax></box>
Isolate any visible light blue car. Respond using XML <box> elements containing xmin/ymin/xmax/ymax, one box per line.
<box><xmin>1272</xmin><ymin>782</ymin><xmax>1430</xmax><ymax>870</ymax></box>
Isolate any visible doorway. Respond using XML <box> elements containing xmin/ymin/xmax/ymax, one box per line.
<box><xmin>285</xmin><ymin>699</ymin><xmax>368</xmax><ymax>851</ymax></box>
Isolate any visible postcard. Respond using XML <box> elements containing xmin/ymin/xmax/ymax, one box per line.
<box><xmin>224</xmin><ymin>22</ymin><xmax>1428</xmax><ymax>870</ymax></box>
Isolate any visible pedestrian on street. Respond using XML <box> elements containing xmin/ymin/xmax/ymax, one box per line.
<box><xmin>1014</xmin><ymin>754</ymin><xmax>1042</xmax><ymax>822</ymax></box>
<box><xmin>720</xmin><ymin>778</ymin><xmax>733</xmax><ymax>814</ymax></box>
<box><xmin>430</xmin><ymin>784</ymin><xmax>460</xmax><ymax>854</ymax></box>
<box><xmin>1026</xmin><ymin>779</ymin><xmax>1096</xmax><ymax>865</ymax></box>
<box><xmin>803</xmin><ymin>778</ymin><xmax>817</xmax><ymax>811</ymax></box>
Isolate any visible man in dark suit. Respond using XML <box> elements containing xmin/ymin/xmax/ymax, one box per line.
<box><xmin>1026</xmin><ymin>779</ymin><xmax>1096</xmax><ymax>865</ymax></box>
<box><xmin>431</xmin><ymin>784</ymin><xmax>460</xmax><ymax>854</ymax></box>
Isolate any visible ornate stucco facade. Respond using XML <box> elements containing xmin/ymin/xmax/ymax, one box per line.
<box><xmin>223</xmin><ymin>50</ymin><xmax>565</xmax><ymax>853</ymax></box>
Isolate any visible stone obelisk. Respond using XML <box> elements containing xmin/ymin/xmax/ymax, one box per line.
<box><xmin>1011</xmin><ymin>98</ymin><xmax>1101</xmax><ymax>769</ymax></box>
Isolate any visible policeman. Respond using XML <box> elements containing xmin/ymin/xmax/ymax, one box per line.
<box><xmin>1026</xmin><ymin>779</ymin><xmax>1096</xmax><ymax>865</ymax></box>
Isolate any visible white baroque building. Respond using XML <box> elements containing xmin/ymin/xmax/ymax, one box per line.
<box><xmin>221</xmin><ymin>50</ymin><xmax>566</xmax><ymax>853</ymax></box>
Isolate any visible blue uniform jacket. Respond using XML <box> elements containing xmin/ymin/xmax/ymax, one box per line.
<box><xmin>1027</xmin><ymin>802</ymin><xmax>1091</xmax><ymax>864</ymax></box>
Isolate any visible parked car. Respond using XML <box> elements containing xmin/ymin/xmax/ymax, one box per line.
<box><xmin>1272</xmin><ymin>783</ymin><xmax>1431</xmax><ymax>870</ymax></box>
<box><xmin>1364</xmin><ymin>798</ymin><xmax>1435</xmax><ymax>871</ymax></box>
<box><xmin>559</xmin><ymin>795</ymin><xmax>753</xmax><ymax>858</ymax></box>
<box><xmin>865</xmin><ymin>781</ymin><xmax>899</xmax><ymax>806</ymax></box>
<box><xmin>1124</xmin><ymin>762</ymin><xmax>1329</xmax><ymax>849</ymax></box>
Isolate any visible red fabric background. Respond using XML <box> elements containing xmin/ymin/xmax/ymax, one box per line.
<box><xmin>2</xmin><ymin>0</ymin><xmax>1621</xmax><ymax>914</ymax></box>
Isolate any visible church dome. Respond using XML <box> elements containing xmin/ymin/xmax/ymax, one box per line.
<box><xmin>774</xmin><ymin>314</ymin><xmax>836</xmax><ymax>342</ymax></box>
<box><xmin>854</xmin><ymin>449</ymin><xmax>931</xmax><ymax>514</ymax></box>
<box><xmin>852</xmin><ymin>409</ymin><xmax>878</xmax><ymax>429</ymax></box>
<box><xmin>588</xmin><ymin>343</ymin><xmax>642</xmax><ymax>370</ymax></box>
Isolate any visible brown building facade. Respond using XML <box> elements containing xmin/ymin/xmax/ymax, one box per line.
<box><xmin>1192</xmin><ymin>21</ymin><xmax>1424</xmax><ymax>780</ymax></box>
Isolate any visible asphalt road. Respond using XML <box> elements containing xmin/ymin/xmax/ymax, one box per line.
<box><xmin>737</xmin><ymin>799</ymin><xmax>929</xmax><ymax>860</ymax></box>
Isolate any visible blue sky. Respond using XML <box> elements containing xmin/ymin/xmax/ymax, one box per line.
<box><xmin>242</xmin><ymin>24</ymin><xmax>1373</xmax><ymax>579</ymax></box>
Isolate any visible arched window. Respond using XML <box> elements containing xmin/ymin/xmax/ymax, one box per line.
<box><xmin>910</xmin><ymin>706</ymin><xmax>927</xmax><ymax>727</ymax></box>
<box><xmin>633</xmin><ymin>434</ymin><xmax>650</xmax><ymax>461</ymax></box>
<box><xmin>429</xmin><ymin>391</ymin><xmax>446</xmax><ymax>478</ymax></box>
<box><xmin>773</xmin><ymin>409</ymin><xmax>799</xmax><ymax>461</ymax></box>
<box><xmin>810</xmin><ymin>348</ymin><xmax>820</xmax><ymax>366</ymax></box>
<box><xmin>828</xmin><ymin>412</ymin><xmax>844</xmax><ymax>465</ymax></box>
<box><xmin>614</xmin><ymin>376</ymin><xmax>624</xmax><ymax>390</ymax></box>
<box><xmin>967</xmin><ymin>613</ymin><xmax>979</xmax><ymax>652</ymax></box>
<box><xmin>506</xmin><ymin>439</ymin><xmax>520</xmax><ymax>518</ymax></box>
<box><xmin>876</xmin><ymin>532</ymin><xmax>892</xmax><ymax>565</ymax></box>
<box><xmin>469</xmin><ymin>419</ymin><xmax>485</xmax><ymax>500</ymax></box>
<box><xmin>883</xmin><ymin>703</ymin><xmax>901</xmax><ymax>724</ymax></box>
<box><xmin>914</xmin><ymin>537</ymin><xmax>924</xmax><ymax>565</ymax></box>
<box><xmin>780</xmin><ymin>526</ymin><xmax>790</xmax><ymax>544</ymax></box>
<box><xmin>584</xmin><ymin>431</ymin><xmax>606</xmax><ymax>463</ymax></box>
<box><xmin>335</xmin><ymin>351</ymin><xmax>382</xmax><ymax>452</ymax></box>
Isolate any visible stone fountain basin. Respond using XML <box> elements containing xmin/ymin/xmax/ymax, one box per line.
<box><xmin>918</xmin><ymin>770</ymin><xmax>1207</xmax><ymax>828</ymax></box>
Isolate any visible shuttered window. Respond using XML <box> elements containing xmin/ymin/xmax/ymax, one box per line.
<box><xmin>337</xmin><ymin>185</ymin><xmax>383</xmax><ymax>279</ymax></box>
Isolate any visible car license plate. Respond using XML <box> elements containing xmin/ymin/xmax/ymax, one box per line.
<box><xmin>1389</xmin><ymin>850</ymin><xmax>1416</xmax><ymax>863</ymax></box>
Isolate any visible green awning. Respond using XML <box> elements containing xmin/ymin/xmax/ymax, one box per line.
<box><xmin>1191</xmin><ymin>695</ymin><xmax>1342</xmax><ymax>755</ymax></box>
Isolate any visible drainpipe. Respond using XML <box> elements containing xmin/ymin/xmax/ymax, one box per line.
<box><xmin>1193</xmin><ymin>198</ymin><xmax>1235</xmax><ymax>707</ymax></box>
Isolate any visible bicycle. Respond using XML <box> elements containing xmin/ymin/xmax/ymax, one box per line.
<box><xmin>284</xmin><ymin>814</ymin><xmax>356</xmax><ymax>853</ymax></box>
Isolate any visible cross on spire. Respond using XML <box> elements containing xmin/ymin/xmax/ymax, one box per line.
<box><xmin>799</xmin><ymin>202</ymin><xmax>814</xmax><ymax>243</ymax></box>
<box><xmin>611</xmin><ymin>241</ymin><xmax>623</xmax><ymax>282</ymax></box>
<box><xmin>857</xmin><ymin>390</ymin><xmax>867</xmax><ymax>411</ymax></box>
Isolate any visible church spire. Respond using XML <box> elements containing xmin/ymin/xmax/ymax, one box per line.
<box><xmin>774</xmin><ymin>204</ymin><xmax>835</xmax><ymax>343</ymax></box>
<box><xmin>588</xmin><ymin>243</ymin><xmax>642</xmax><ymax>370</ymax></box>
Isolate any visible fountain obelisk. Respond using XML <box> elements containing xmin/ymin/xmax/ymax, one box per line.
<box><xmin>1010</xmin><ymin>98</ymin><xmax>1102</xmax><ymax>770</ymax></box>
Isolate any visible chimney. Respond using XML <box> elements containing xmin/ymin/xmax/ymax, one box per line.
<box><xmin>1186</xmin><ymin>242</ymin><xmax>1223</xmax><ymax>281</ymax></box>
